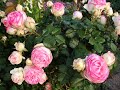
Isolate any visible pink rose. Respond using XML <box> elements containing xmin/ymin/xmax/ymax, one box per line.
<box><xmin>88</xmin><ymin>0</ymin><xmax>106</xmax><ymax>9</ymax></box>
<box><xmin>2</xmin><ymin>11</ymin><xmax>27</xmax><ymax>28</ymax></box>
<box><xmin>24</xmin><ymin>66</ymin><xmax>47</xmax><ymax>85</ymax></box>
<box><xmin>51</xmin><ymin>2</ymin><xmax>65</xmax><ymax>17</ymax></box>
<box><xmin>31</xmin><ymin>46</ymin><xmax>53</xmax><ymax>68</ymax></box>
<box><xmin>8</xmin><ymin>51</ymin><xmax>23</xmax><ymax>65</ymax></box>
<box><xmin>84</xmin><ymin>54</ymin><xmax>109</xmax><ymax>83</ymax></box>
<box><xmin>84</xmin><ymin>0</ymin><xmax>106</xmax><ymax>12</ymax></box>
<box><xmin>102</xmin><ymin>51</ymin><xmax>115</xmax><ymax>66</ymax></box>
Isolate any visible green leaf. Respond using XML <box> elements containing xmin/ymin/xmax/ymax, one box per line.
<box><xmin>95</xmin><ymin>37</ymin><xmax>105</xmax><ymax>44</ymax></box>
<box><xmin>55</xmin><ymin>35</ymin><xmax>65</xmax><ymax>45</ymax></box>
<box><xmin>66</xmin><ymin>29</ymin><xmax>76</xmax><ymax>38</ymax></box>
<box><xmin>89</xmin><ymin>84</ymin><xmax>95</xmax><ymax>90</ymax></box>
<box><xmin>10</xmin><ymin>85</ymin><xmax>17</xmax><ymax>90</ymax></box>
<box><xmin>52</xmin><ymin>28</ymin><xmax>61</xmax><ymax>35</ymax></box>
<box><xmin>59</xmin><ymin>65</ymin><xmax>67</xmax><ymax>73</ymax></box>
<box><xmin>77</xmin><ymin>29</ymin><xmax>85</xmax><ymax>39</ymax></box>
<box><xmin>89</xmin><ymin>37</ymin><xmax>95</xmax><ymax>45</ymax></box>
<box><xmin>34</xmin><ymin>36</ymin><xmax>43</xmax><ymax>44</ymax></box>
<box><xmin>43</xmin><ymin>35</ymin><xmax>56</xmax><ymax>48</ymax></box>
<box><xmin>0</xmin><ymin>86</ymin><xmax>6</xmax><ymax>90</ymax></box>
<box><xmin>110</xmin><ymin>42</ymin><xmax>117</xmax><ymax>51</ymax></box>
<box><xmin>94</xmin><ymin>43</ymin><xmax>104</xmax><ymax>53</ymax></box>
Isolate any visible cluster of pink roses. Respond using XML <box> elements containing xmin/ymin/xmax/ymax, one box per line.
<box><xmin>1</xmin><ymin>4</ymin><xmax>36</xmax><ymax>36</ymax></box>
<box><xmin>9</xmin><ymin>43</ymin><xmax>53</xmax><ymax>85</ymax></box>
<box><xmin>73</xmin><ymin>51</ymin><xmax>115</xmax><ymax>83</ymax></box>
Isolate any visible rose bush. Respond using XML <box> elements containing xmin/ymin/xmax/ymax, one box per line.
<box><xmin>0</xmin><ymin>0</ymin><xmax>120</xmax><ymax>90</ymax></box>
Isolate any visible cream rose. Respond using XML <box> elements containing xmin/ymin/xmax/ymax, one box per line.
<box><xmin>25</xmin><ymin>17</ymin><xmax>36</xmax><ymax>30</ymax></box>
<box><xmin>102</xmin><ymin>51</ymin><xmax>115</xmax><ymax>66</ymax></box>
<box><xmin>73</xmin><ymin>58</ymin><xmax>85</xmax><ymax>72</ymax></box>
<box><xmin>14</xmin><ymin>42</ymin><xmax>27</xmax><ymax>52</ymax></box>
<box><xmin>10</xmin><ymin>67</ymin><xmax>24</xmax><ymax>85</ymax></box>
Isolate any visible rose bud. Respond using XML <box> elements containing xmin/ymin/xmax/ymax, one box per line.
<box><xmin>73</xmin><ymin>58</ymin><xmax>85</xmax><ymax>72</ymax></box>
<box><xmin>26</xmin><ymin>58</ymin><xmax>33</xmax><ymax>66</ymax></box>
<box><xmin>72</xmin><ymin>11</ymin><xmax>83</xmax><ymax>20</ymax></box>
<box><xmin>25</xmin><ymin>17</ymin><xmax>36</xmax><ymax>30</ymax></box>
<box><xmin>47</xmin><ymin>1</ymin><xmax>53</xmax><ymax>7</ymax></box>
<box><xmin>10</xmin><ymin>67</ymin><xmax>24</xmax><ymax>85</ymax></box>
<box><xmin>102</xmin><ymin>51</ymin><xmax>115</xmax><ymax>66</ymax></box>
<box><xmin>44</xmin><ymin>82</ymin><xmax>52</xmax><ymax>90</ymax></box>
<box><xmin>16</xmin><ymin>4</ymin><xmax>23</xmax><ymax>11</ymax></box>
<box><xmin>0</xmin><ymin>10</ymin><xmax>5</xmax><ymax>17</ymax></box>
<box><xmin>14</xmin><ymin>42</ymin><xmax>27</xmax><ymax>52</ymax></box>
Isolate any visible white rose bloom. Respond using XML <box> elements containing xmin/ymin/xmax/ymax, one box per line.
<box><xmin>25</xmin><ymin>17</ymin><xmax>36</xmax><ymax>30</ymax></box>
<box><xmin>72</xmin><ymin>11</ymin><xmax>83</xmax><ymax>20</ymax></box>
<box><xmin>102</xmin><ymin>51</ymin><xmax>115</xmax><ymax>66</ymax></box>
<box><xmin>10</xmin><ymin>67</ymin><xmax>24</xmax><ymax>85</ymax></box>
